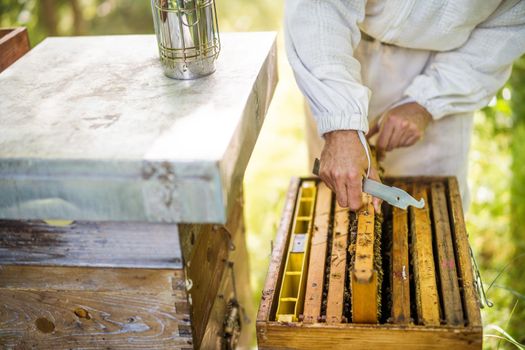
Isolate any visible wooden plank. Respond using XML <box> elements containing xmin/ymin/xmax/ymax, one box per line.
<box><xmin>0</xmin><ymin>265</ymin><xmax>184</xmax><ymax>293</ymax></box>
<box><xmin>182</xmin><ymin>224</ymin><xmax>228</xmax><ymax>348</ymax></box>
<box><xmin>200</xmin><ymin>202</ymin><xmax>253</xmax><ymax>349</ymax></box>
<box><xmin>0</xmin><ymin>27</ymin><xmax>30</xmax><ymax>73</ymax></box>
<box><xmin>391</xmin><ymin>183</ymin><xmax>411</xmax><ymax>324</ymax></box>
<box><xmin>182</xmin><ymin>191</ymin><xmax>249</xmax><ymax>349</ymax></box>
<box><xmin>431</xmin><ymin>182</ymin><xmax>465</xmax><ymax>326</ymax></box>
<box><xmin>410</xmin><ymin>184</ymin><xmax>440</xmax><ymax>326</ymax></box>
<box><xmin>0</xmin><ymin>220</ymin><xmax>182</xmax><ymax>269</ymax></box>
<box><xmin>351</xmin><ymin>195</ymin><xmax>378</xmax><ymax>323</ymax></box>
<box><xmin>199</xmin><ymin>259</ymin><xmax>238</xmax><ymax>350</ymax></box>
<box><xmin>447</xmin><ymin>178</ymin><xmax>482</xmax><ymax>327</ymax></box>
<box><xmin>257</xmin><ymin>177</ymin><xmax>301</xmax><ymax>322</ymax></box>
<box><xmin>326</xmin><ymin>202</ymin><xmax>349</xmax><ymax>324</ymax></box>
<box><xmin>228</xmin><ymin>207</ymin><xmax>255</xmax><ymax>349</ymax></box>
<box><xmin>303</xmin><ymin>182</ymin><xmax>332</xmax><ymax>323</ymax></box>
<box><xmin>257</xmin><ymin>322</ymin><xmax>482</xmax><ymax>350</ymax></box>
<box><xmin>0</xmin><ymin>268</ymin><xmax>193</xmax><ymax>350</ymax></box>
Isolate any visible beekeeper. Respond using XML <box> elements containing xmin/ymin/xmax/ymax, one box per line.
<box><xmin>285</xmin><ymin>0</ymin><xmax>525</xmax><ymax>211</ymax></box>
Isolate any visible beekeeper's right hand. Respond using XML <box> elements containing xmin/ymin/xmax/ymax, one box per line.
<box><xmin>319</xmin><ymin>130</ymin><xmax>381</xmax><ymax>212</ymax></box>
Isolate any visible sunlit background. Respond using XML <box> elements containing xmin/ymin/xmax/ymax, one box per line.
<box><xmin>1</xmin><ymin>1</ymin><xmax>524</xmax><ymax>349</ymax></box>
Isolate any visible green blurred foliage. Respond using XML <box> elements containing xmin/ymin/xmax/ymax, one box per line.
<box><xmin>468</xmin><ymin>55</ymin><xmax>525</xmax><ymax>348</ymax></box>
<box><xmin>0</xmin><ymin>0</ymin><xmax>282</xmax><ymax>47</ymax></box>
<box><xmin>0</xmin><ymin>0</ymin><xmax>153</xmax><ymax>45</ymax></box>
<box><xmin>508</xmin><ymin>57</ymin><xmax>525</xmax><ymax>346</ymax></box>
<box><xmin>1</xmin><ymin>1</ymin><xmax>524</xmax><ymax>348</ymax></box>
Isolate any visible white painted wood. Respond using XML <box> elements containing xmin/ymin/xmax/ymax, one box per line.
<box><xmin>0</xmin><ymin>33</ymin><xmax>278</xmax><ymax>223</ymax></box>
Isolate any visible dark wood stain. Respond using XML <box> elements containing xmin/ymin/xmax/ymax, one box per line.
<box><xmin>0</xmin><ymin>220</ymin><xmax>182</xmax><ymax>268</ymax></box>
<box><xmin>35</xmin><ymin>318</ymin><xmax>55</xmax><ymax>333</ymax></box>
<box><xmin>1</xmin><ymin>269</ymin><xmax>193</xmax><ymax>349</ymax></box>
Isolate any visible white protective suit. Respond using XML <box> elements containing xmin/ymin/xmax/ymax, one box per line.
<box><xmin>285</xmin><ymin>0</ymin><xmax>525</xmax><ymax>205</ymax></box>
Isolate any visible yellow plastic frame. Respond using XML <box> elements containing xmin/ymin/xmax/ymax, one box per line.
<box><xmin>276</xmin><ymin>180</ymin><xmax>317</xmax><ymax>322</ymax></box>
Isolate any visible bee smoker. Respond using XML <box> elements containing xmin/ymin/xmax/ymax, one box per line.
<box><xmin>151</xmin><ymin>0</ymin><xmax>221</xmax><ymax>79</ymax></box>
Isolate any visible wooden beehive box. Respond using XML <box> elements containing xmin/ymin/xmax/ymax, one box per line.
<box><xmin>257</xmin><ymin>177</ymin><xmax>482</xmax><ymax>350</ymax></box>
<box><xmin>0</xmin><ymin>193</ymin><xmax>253</xmax><ymax>349</ymax></box>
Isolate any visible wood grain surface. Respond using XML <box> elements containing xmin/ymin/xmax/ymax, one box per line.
<box><xmin>410</xmin><ymin>184</ymin><xmax>440</xmax><ymax>326</ymax></box>
<box><xmin>0</xmin><ymin>27</ymin><xmax>30</xmax><ymax>73</ymax></box>
<box><xmin>0</xmin><ymin>220</ymin><xmax>182</xmax><ymax>269</ymax></box>
<box><xmin>0</xmin><ymin>268</ymin><xmax>193</xmax><ymax>349</ymax></box>
<box><xmin>326</xmin><ymin>202</ymin><xmax>349</xmax><ymax>324</ymax></box>
<box><xmin>351</xmin><ymin>195</ymin><xmax>378</xmax><ymax>323</ymax></box>
<box><xmin>431</xmin><ymin>182</ymin><xmax>464</xmax><ymax>326</ymax></box>
<box><xmin>199</xmin><ymin>202</ymin><xmax>253</xmax><ymax>349</ymax></box>
<box><xmin>447</xmin><ymin>178</ymin><xmax>482</xmax><ymax>327</ymax></box>
<box><xmin>257</xmin><ymin>322</ymin><xmax>482</xmax><ymax>350</ymax></box>
<box><xmin>183</xmin><ymin>224</ymin><xmax>228</xmax><ymax>348</ymax></box>
<box><xmin>303</xmin><ymin>182</ymin><xmax>332</xmax><ymax>323</ymax></box>
<box><xmin>391</xmin><ymin>182</ymin><xmax>411</xmax><ymax>324</ymax></box>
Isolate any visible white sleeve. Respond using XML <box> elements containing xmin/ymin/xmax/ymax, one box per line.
<box><xmin>404</xmin><ymin>0</ymin><xmax>525</xmax><ymax>119</ymax></box>
<box><xmin>284</xmin><ymin>0</ymin><xmax>370</xmax><ymax>135</ymax></box>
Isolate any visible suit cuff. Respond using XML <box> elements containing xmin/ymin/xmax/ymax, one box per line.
<box><xmin>315</xmin><ymin>109</ymin><xmax>368</xmax><ymax>136</ymax></box>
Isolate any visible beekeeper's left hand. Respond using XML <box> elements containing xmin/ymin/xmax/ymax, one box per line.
<box><xmin>368</xmin><ymin>102</ymin><xmax>432</xmax><ymax>158</ymax></box>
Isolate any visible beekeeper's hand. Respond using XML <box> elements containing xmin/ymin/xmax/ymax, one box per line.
<box><xmin>368</xmin><ymin>102</ymin><xmax>432</xmax><ymax>158</ymax></box>
<box><xmin>319</xmin><ymin>130</ymin><xmax>381</xmax><ymax>212</ymax></box>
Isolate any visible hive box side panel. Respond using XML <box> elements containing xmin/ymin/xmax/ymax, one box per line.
<box><xmin>0</xmin><ymin>266</ymin><xmax>193</xmax><ymax>349</ymax></box>
<box><xmin>257</xmin><ymin>323</ymin><xmax>482</xmax><ymax>350</ymax></box>
<box><xmin>0</xmin><ymin>220</ymin><xmax>183</xmax><ymax>269</ymax></box>
<box><xmin>180</xmin><ymin>223</ymin><xmax>228</xmax><ymax>348</ymax></box>
<box><xmin>351</xmin><ymin>197</ymin><xmax>378</xmax><ymax>324</ymax></box>
<box><xmin>180</xmin><ymin>186</ymin><xmax>251</xmax><ymax>349</ymax></box>
<box><xmin>199</xmin><ymin>204</ymin><xmax>253</xmax><ymax>349</ymax></box>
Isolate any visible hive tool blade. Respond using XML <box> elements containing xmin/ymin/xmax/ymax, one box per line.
<box><xmin>312</xmin><ymin>158</ymin><xmax>425</xmax><ymax>210</ymax></box>
<box><xmin>362</xmin><ymin>179</ymin><xmax>425</xmax><ymax>210</ymax></box>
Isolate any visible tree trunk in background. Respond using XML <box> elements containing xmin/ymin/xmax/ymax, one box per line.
<box><xmin>70</xmin><ymin>0</ymin><xmax>85</xmax><ymax>35</ymax></box>
<box><xmin>509</xmin><ymin>56</ymin><xmax>525</xmax><ymax>343</ymax></box>
<box><xmin>39</xmin><ymin>0</ymin><xmax>58</xmax><ymax>36</ymax></box>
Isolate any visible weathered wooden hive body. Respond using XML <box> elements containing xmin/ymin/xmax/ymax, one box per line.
<box><xmin>257</xmin><ymin>177</ymin><xmax>483</xmax><ymax>350</ymax></box>
<box><xmin>0</xmin><ymin>209</ymin><xmax>250</xmax><ymax>349</ymax></box>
